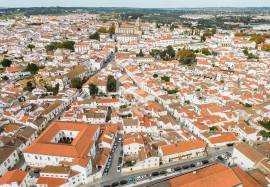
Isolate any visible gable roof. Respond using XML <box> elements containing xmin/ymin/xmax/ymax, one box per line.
<box><xmin>169</xmin><ymin>163</ymin><xmax>242</xmax><ymax>187</ymax></box>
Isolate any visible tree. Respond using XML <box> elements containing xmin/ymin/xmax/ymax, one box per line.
<box><xmin>45</xmin><ymin>83</ymin><xmax>59</xmax><ymax>95</ymax></box>
<box><xmin>61</xmin><ymin>41</ymin><xmax>75</xmax><ymax>51</ymax></box>
<box><xmin>108</xmin><ymin>23</ymin><xmax>115</xmax><ymax>34</ymax></box>
<box><xmin>259</xmin><ymin>130</ymin><xmax>270</xmax><ymax>138</ymax></box>
<box><xmin>153</xmin><ymin>74</ymin><xmax>158</xmax><ymax>78</ymax></box>
<box><xmin>26</xmin><ymin>63</ymin><xmax>39</xmax><ymax>74</ymax></box>
<box><xmin>161</xmin><ymin>76</ymin><xmax>170</xmax><ymax>82</ymax></box>
<box><xmin>258</xmin><ymin>120</ymin><xmax>270</xmax><ymax>131</ymax></box>
<box><xmin>89</xmin><ymin>32</ymin><xmax>100</xmax><ymax>41</ymax></box>
<box><xmin>262</xmin><ymin>44</ymin><xmax>270</xmax><ymax>52</ymax></box>
<box><xmin>97</xmin><ymin>27</ymin><xmax>107</xmax><ymax>33</ymax></box>
<box><xmin>89</xmin><ymin>84</ymin><xmax>98</xmax><ymax>96</ymax></box>
<box><xmin>71</xmin><ymin>77</ymin><xmax>83</xmax><ymax>89</ymax></box>
<box><xmin>243</xmin><ymin>48</ymin><xmax>249</xmax><ymax>56</ymax></box>
<box><xmin>53</xmin><ymin>83</ymin><xmax>59</xmax><ymax>95</ymax></box>
<box><xmin>166</xmin><ymin>45</ymin><xmax>175</xmax><ymax>59</ymax></box>
<box><xmin>209</xmin><ymin>126</ymin><xmax>218</xmax><ymax>131</ymax></box>
<box><xmin>27</xmin><ymin>44</ymin><xmax>35</xmax><ymax>52</ymax></box>
<box><xmin>150</xmin><ymin>49</ymin><xmax>161</xmax><ymax>58</ymax></box>
<box><xmin>2</xmin><ymin>76</ymin><xmax>9</xmax><ymax>80</ymax></box>
<box><xmin>202</xmin><ymin>48</ymin><xmax>211</xmax><ymax>56</ymax></box>
<box><xmin>250</xmin><ymin>35</ymin><xmax>266</xmax><ymax>44</ymax></box>
<box><xmin>1</xmin><ymin>59</ymin><xmax>12</xmax><ymax>67</ymax></box>
<box><xmin>201</xmin><ymin>35</ymin><xmax>206</xmax><ymax>42</ymax></box>
<box><xmin>24</xmin><ymin>81</ymin><xmax>35</xmax><ymax>92</ymax></box>
<box><xmin>107</xmin><ymin>75</ymin><xmax>117</xmax><ymax>92</ymax></box>
<box><xmin>176</xmin><ymin>49</ymin><xmax>197</xmax><ymax>65</ymax></box>
<box><xmin>137</xmin><ymin>49</ymin><xmax>144</xmax><ymax>57</ymax></box>
<box><xmin>45</xmin><ymin>41</ymin><xmax>75</xmax><ymax>51</ymax></box>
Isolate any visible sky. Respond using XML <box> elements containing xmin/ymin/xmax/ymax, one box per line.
<box><xmin>0</xmin><ymin>0</ymin><xmax>270</xmax><ymax>8</ymax></box>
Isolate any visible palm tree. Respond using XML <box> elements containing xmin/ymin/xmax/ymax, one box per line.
<box><xmin>27</xmin><ymin>44</ymin><xmax>35</xmax><ymax>52</ymax></box>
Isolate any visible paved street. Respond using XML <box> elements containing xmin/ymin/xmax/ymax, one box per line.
<box><xmin>107</xmin><ymin>135</ymin><xmax>123</xmax><ymax>178</ymax></box>
<box><xmin>83</xmin><ymin>146</ymin><xmax>232</xmax><ymax>187</ymax></box>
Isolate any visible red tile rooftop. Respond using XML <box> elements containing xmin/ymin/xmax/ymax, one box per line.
<box><xmin>23</xmin><ymin>121</ymin><xmax>99</xmax><ymax>158</ymax></box>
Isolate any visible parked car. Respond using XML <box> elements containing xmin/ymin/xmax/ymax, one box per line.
<box><xmin>152</xmin><ymin>171</ymin><xmax>159</xmax><ymax>177</ymax></box>
<box><xmin>217</xmin><ymin>156</ymin><xmax>224</xmax><ymax>161</ymax></box>
<box><xmin>182</xmin><ymin>165</ymin><xmax>189</xmax><ymax>169</ymax></box>
<box><xmin>127</xmin><ymin>177</ymin><xmax>136</xmax><ymax>184</ymax></box>
<box><xmin>160</xmin><ymin>170</ymin><xmax>167</xmax><ymax>175</ymax></box>
<box><xmin>202</xmin><ymin>160</ymin><xmax>209</xmax><ymax>164</ymax></box>
<box><xmin>111</xmin><ymin>181</ymin><xmax>119</xmax><ymax>187</ymax></box>
<box><xmin>174</xmin><ymin>167</ymin><xmax>181</xmax><ymax>171</ymax></box>
<box><xmin>120</xmin><ymin>180</ymin><xmax>127</xmax><ymax>185</ymax></box>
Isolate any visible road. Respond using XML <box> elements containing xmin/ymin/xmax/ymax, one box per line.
<box><xmin>106</xmin><ymin>134</ymin><xmax>123</xmax><ymax>178</ymax></box>
<box><xmin>83</xmin><ymin>146</ymin><xmax>232</xmax><ymax>187</ymax></box>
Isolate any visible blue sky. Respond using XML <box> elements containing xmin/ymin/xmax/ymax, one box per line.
<box><xmin>0</xmin><ymin>0</ymin><xmax>270</xmax><ymax>8</ymax></box>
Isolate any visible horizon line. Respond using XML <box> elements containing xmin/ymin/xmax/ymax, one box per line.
<box><xmin>1</xmin><ymin>6</ymin><xmax>270</xmax><ymax>9</ymax></box>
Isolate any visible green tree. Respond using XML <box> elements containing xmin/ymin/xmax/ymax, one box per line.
<box><xmin>26</xmin><ymin>63</ymin><xmax>39</xmax><ymax>75</ymax></box>
<box><xmin>176</xmin><ymin>49</ymin><xmax>197</xmax><ymax>65</ymax></box>
<box><xmin>27</xmin><ymin>44</ymin><xmax>35</xmax><ymax>52</ymax></box>
<box><xmin>166</xmin><ymin>45</ymin><xmax>175</xmax><ymax>59</ymax></box>
<box><xmin>161</xmin><ymin>76</ymin><xmax>170</xmax><ymax>82</ymax></box>
<box><xmin>107</xmin><ymin>75</ymin><xmax>117</xmax><ymax>92</ymax></box>
<box><xmin>262</xmin><ymin>44</ymin><xmax>270</xmax><ymax>52</ymax></box>
<box><xmin>2</xmin><ymin>76</ymin><xmax>9</xmax><ymax>80</ymax></box>
<box><xmin>108</xmin><ymin>23</ymin><xmax>115</xmax><ymax>34</ymax></box>
<box><xmin>153</xmin><ymin>74</ymin><xmax>158</xmax><ymax>78</ymax></box>
<box><xmin>137</xmin><ymin>49</ymin><xmax>144</xmax><ymax>57</ymax></box>
<box><xmin>45</xmin><ymin>41</ymin><xmax>75</xmax><ymax>51</ymax></box>
<box><xmin>24</xmin><ymin>81</ymin><xmax>35</xmax><ymax>92</ymax></box>
<box><xmin>61</xmin><ymin>41</ymin><xmax>75</xmax><ymax>51</ymax></box>
<box><xmin>71</xmin><ymin>77</ymin><xmax>83</xmax><ymax>89</ymax></box>
<box><xmin>250</xmin><ymin>35</ymin><xmax>266</xmax><ymax>44</ymax></box>
<box><xmin>97</xmin><ymin>27</ymin><xmax>107</xmax><ymax>33</ymax></box>
<box><xmin>259</xmin><ymin>130</ymin><xmax>270</xmax><ymax>138</ymax></box>
<box><xmin>53</xmin><ymin>83</ymin><xmax>59</xmax><ymax>95</ymax></box>
<box><xmin>1</xmin><ymin>59</ymin><xmax>12</xmax><ymax>67</ymax></box>
<box><xmin>209</xmin><ymin>126</ymin><xmax>218</xmax><ymax>131</ymax></box>
<box><xmin>202</xmin><ymin>48</ymin><xmax>211</xmax><ymax>56</ymax></box>
<box><xmin>89</xmin><ymin>32</ymin><xmax>100</xmax><ymax>41</ymax></box>
<box><xmin>243</xmin><ymin>48</ymin><xmax>249</xmax><ymax>56</ymax></box>
<box><xmin>89</xmin><ymin>84</ymin><xmax>99</xmax><ymax>96</ymax></box>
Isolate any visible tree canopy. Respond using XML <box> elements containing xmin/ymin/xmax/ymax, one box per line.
<box><xmin>24</xmin><ymin>81</ymin><xmax>35</xmax><ymax>92</ymax></box>
<box><xmin>45</xmin><ymin>41</ymin><xmax>75</xmax><ymax>51</ymax></box>
<box><xmin>176</xmin><ymin>49</ymin><xmax>197</xmax><ymax>65</ymax></box>
<box><xmin>136</xmin><ymin>49</ymin><xmax>144</xmax><ymax>57</ymax></box>
<box><xmin>1</xmin><ymin>58</ymin><xmax>12</xmax><ymax>67</ymax></box>
<box><xmin>89</xmin><ymin>32</ymin><xmax>100</xmax><ymax>41</ymax></box>
<box><xmin>27</xmin><ymin>44</ymin><xmax>35</xmax><ymax>51</ymax></box>
<box><xmin>107</xmin><ymin>75</ymin><xmax>117</xmax><ymax>92</ymax></box>
<box><xmin>262</xmin><ymin>44</ymin><xmax>270</xmax><ymax>52</ymax></box>
<box><xmin>45</xmin><ymin>83</ymin><xmax>60</xmax><ymax>96</ymax></box>
<box><xmin>71</xmin><ymin>77</ymin><xmax>83</xmax><ymax>89</ymax></box>
<box><xmin>89</xmin><ymin>84</ymin><xmax>99</xmax><ymax>96</ymax></box>
<box><xmin>26</xmin><ymin>63</ymin><xmax>39</xmax><ymax>75</ymax></box>
<box><xmin>150</xmin><ymin>45</ymin><xmax>175</xmax><ymax>61</ymax></box>
<box><xmin>201</xmin><ymin>48</ymin><xmax>211</xmax><ymax>56</ymax></box>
